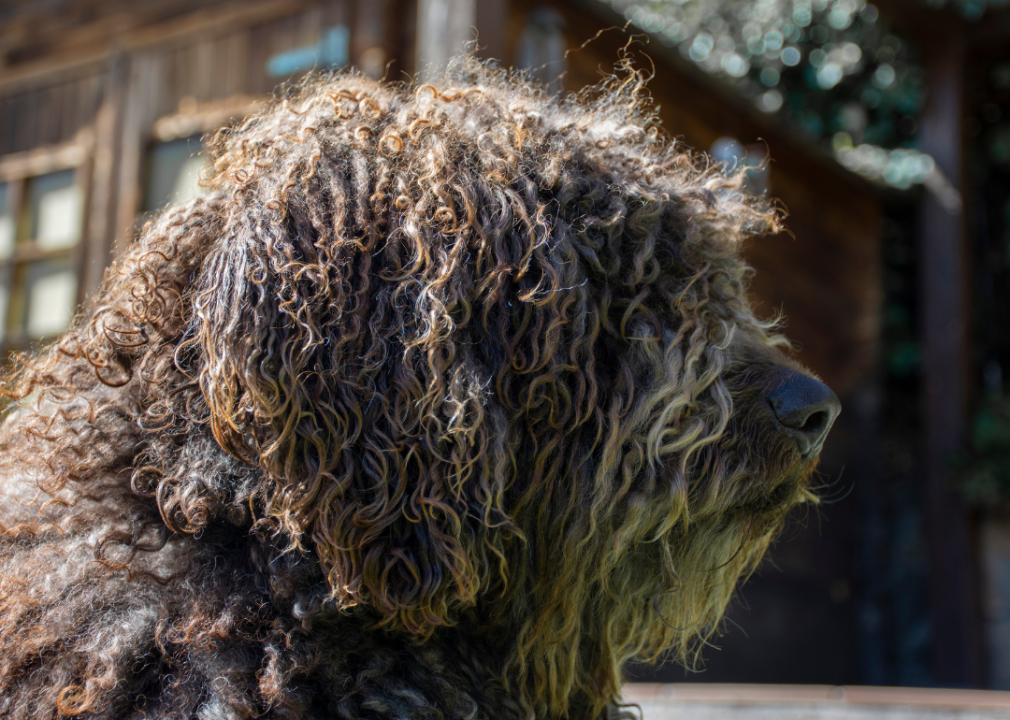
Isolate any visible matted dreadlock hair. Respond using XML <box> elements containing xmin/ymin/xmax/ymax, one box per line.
<box><xmin>0</xmin><ymin>59</ymin><xmax>826</xmax><ymax>720</ymax></box>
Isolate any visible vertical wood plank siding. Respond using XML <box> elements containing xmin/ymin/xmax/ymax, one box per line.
<box><xmin>0</xmin><ymin>70</ymin><xmax>104</xmax><ymax>155</ymax></box>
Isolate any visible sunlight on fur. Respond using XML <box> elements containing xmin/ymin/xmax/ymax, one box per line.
<box><xmin>0</xmin><ymin>58</ymin><xmax>826</xmax><ymax>720</ymax></box>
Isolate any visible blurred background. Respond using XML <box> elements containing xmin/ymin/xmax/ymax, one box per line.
<box><xmin>0</xmin><ymin>0</ymin><xmax>1008</xmax><ymax>694</ymax></box>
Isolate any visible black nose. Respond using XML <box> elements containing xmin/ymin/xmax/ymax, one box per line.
<box><xmin>766</xmin><ymin>369</ymin><xmax>841</xmax><ymax>461</ymax></box>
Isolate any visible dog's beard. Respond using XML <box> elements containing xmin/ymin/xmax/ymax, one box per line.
<box><xmin>600</xmin><ymin>446</ymin><xmax>814</xmax><ymax>664</ymax></box>
<box><xmin>634</xmin><ymin>372</ymin><xmax>816</xmax><ymax>638</ymax></box>
<box><xmin>506</xmin><ymin>423</ymin><xmax>817</xmax><ymax>720</ymax></box>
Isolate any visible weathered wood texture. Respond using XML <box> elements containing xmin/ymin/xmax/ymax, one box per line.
<box><xmin>109</xmin><ymin>4</ymin><xmax>347</xmax><ymax>254</ymax></box>
<box><xmin>0</xmin><ymin>70</ymin><xmax>105</xmax><ymax>155</ymax></box>
<box><xmin>0</xmin><ymin>0</ymin><xmax>320</xmax><ymax>87</ymax></box>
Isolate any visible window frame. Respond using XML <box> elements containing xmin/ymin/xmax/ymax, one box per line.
<box><xmin>0</xmin><ymin>134</ymin><xmax>93</xmax><ymax>353</ymax></box>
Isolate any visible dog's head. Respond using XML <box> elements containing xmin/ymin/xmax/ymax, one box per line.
<box><xmin>70</xmin><ymin>64</ymin><xmax>838</xmax><ymax>716</ymax></box>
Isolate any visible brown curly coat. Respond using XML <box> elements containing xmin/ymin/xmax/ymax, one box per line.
<box><xmin>0</xmin><ymin>62</ymin><xmax>818</xmax><ymax>719</ymax></box>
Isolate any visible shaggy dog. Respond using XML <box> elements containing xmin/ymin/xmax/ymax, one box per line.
<box><xmin>0</xmin><ymin>64</ymin><xmax>839</xmax><ymax>719</ymax></box>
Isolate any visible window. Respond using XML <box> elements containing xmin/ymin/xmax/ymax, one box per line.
<box><xmin>143</xmin><ymin>95</ymin><xmax>263</xmax><ymax>215</ymax></box>
<box><xmin>143</xmin><ymin>136</ymin><xmax>209</xmax><ymax>213</ymax></box>
<box><xmin>143</xmin><ymin>92</ymin><xmax>268</xmax><ymax>213</ymax></box>
<box><xmin>0</xmin><ymin>162</ymin><xmax>85</xmax><ymax>345</ymax></box>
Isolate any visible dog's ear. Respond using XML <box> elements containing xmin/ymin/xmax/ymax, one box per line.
<box><xmin>192</xmin><ymin>192</ymin><xmax>518</xmax><ymax>635</ymax></box>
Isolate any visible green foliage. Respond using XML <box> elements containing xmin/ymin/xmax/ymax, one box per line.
<box><xmin>608</xmin><ymin>0</ymin><xmax>935</xmax><ymax>188</ymax></box>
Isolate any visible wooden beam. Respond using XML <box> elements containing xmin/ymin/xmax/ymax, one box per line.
<box><xmin>0</xmin><ymin>133</ymin><xmax>92</xmax><ymax>181</ymax></box>
<box><xmin>111</xmin><ymin>52</ymin><xmax>154</xmax><ymax>260</ymax></box>
<box><xmin>0</xmin><ymin>0</ymin><xmax>315</xmax><ymax>93</ymax></box>
<box><xmin>151</xmin><ymin>94</ymin><xmax>266</xmax><ymax>142</ymax></box>
<box><xmin>917</xmin><ymin>33</ymin><xmax>985</xmax><ymax>688</ymax></box>
<box><xmin>385</xmin><ymin>0</ymin><xmax>417</xmax><ymax>79</ymax></box>
<box><xmin>83</xmin><ymin>53</ymin><xmax>126</xmax><ymax>300</ymax></box>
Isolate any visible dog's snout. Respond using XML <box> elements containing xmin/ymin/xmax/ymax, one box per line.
<box><xmin>766</xmin><ymin>369</ymin><xmax>841</xmax><ymax>461</ymax></box>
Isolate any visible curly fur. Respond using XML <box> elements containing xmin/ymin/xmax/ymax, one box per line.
<box><xmin>0</xmin><ymin>61</ymin><xmax>821</xmax><ymax>719</ymax></box>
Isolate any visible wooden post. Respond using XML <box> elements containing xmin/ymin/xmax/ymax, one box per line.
<box><xmin>83</xmin><ymin>52</ymin><xmax>126</xmax><ymax>298</ymax></box>
<box><xmin>415</xmin><ymin>0</ymin><xmax>476</xmax><ymax>81</ymax></box>
<box><xmin>918</xmin><ymin>34</ymin><xmax>985</xmax><ymax>687</ymax></box>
